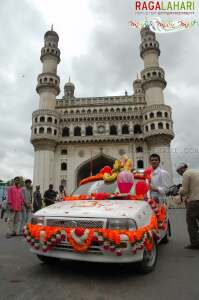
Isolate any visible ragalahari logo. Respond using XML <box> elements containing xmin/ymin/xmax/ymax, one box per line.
<box><xmin>135</xmin><ymin>1</ymin><xmax>195</xmax><ymax>15</ymax></box>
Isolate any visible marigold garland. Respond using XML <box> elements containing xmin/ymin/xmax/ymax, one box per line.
<box><xmin>64</xmin><ymin>193</ymin><xmax>145</xmax><ymax>201</ymax></box>
<box><xmin>24</xmin><ymin>215</ymin><xmax>158</xmax><ymax>254</ymax></box>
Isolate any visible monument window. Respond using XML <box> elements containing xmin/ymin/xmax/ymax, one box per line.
<box><xmin>150</xmin><ymin>123</ymin><xmax>155</xmax><ymax>130</ymax></box>
<box><xmin>110</xmin><ymin>125</ymin><xmax>117</xmax><ymax>135</ymax></box>
<box><xmin>158</xmin><ymin>122</ymin><xmax>163</xmax><ymax>129</ymax></box>
<box><xmin>137</xmin><ymin>160</ymin><xmax>144</xmax><ymax>169</ymax></box>
<box><xmin>166</xmin><ymin>123</ymin><xmax>170</xmax><ymax>129</ymax></box>
<box><xmin>150</xmin><ymin>112</ymin><xmax>154</xmax><ymax>118</ymax></box>
<box><xmin>74</xmin><ymin>126</ymin><xmax>81</xmax><ymax>136</ymax></box>
<box><xmin>165</xmin><ymin>112</ymin><xmax>168</xmax><ymax>118</ymax></box>
<box><xmin>54</xmin><ymin>129</ymin><xmax>57</xmax><ymax>135</ymax></box>
<box><xmin>86</xmin><ymin>126</ymin><xmax>93</xmax><ymax>136</ymax></box>
<box><xmin>61</xmin><ymin>162</ymin><xmax>67</xmax><ymax>171</ymax></box>
<box><xmin>34</xmin><ymin>128</ymin><xmax>37</xmax><ymax>134</ymax></box>
<box><xmin>47</xmin><ymin>117</ymin><xmax>52</xmax><ymax>123</ymax></box>
<box><xmin>134</xmin><ymin>124</ymin><xmax>142</xmax><ymax>134</ymax></box>
<box><xmin>145</xmin><ymin>125</ymin><xmax>148</xmax><ymax>132</ymax></box>
<box><xmin>145</xmin><ymin>115</ymin><xmax>148</xmax><ymax>120</ymax></box>
<box><xmin>157</xmin><ymin>111</ymin><xmax>162</xmax><ymax>118</ymax></box>
<box><xmin>47</xmin><ymin>127</ymin><xmax>52</xmax><ymax>134</ymax></box>
<box><xmin>136</xmin><ymin>146</ymin><xmax>143</xmax><ymax>153</ymax></box>
<box><xmin>61</xmin><ymin>150</ymin><xmax>67</xmax><ymax>156</ymax></box>
<box><xmin>40</xmin><ymin>116</ymin><xmax>45</xmax><ymax>122</ymax></box>
<box><xmin>122</xmin><ymin>125</ymin><xmax>129</xmax><ymax>135</ymax></box>
<box><xmin>54</xmin><ymin>119</ymin><xmax>57</xmax><ymax>124</ymax></box>
<box><xmin>62</xmin><ymin>127</ymin><xmax>69</xmax><ymax>137</ymax></box>
<box><xmin>39</xmin><ymin>127</ymin><xmax>44</xmax><ymax>134</ymax></box>
<box><xmin>35</xmin><ymin>117</ymin><xmax>38</xmax><ymax>123</ymax></box>
<box><xmin>122</xmin><ymin>108</ymin><xmax>126</xmax><ymax>112</ymax></box>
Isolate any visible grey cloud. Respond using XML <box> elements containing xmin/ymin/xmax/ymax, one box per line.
<box><xmin>0</xmin><ymin>0</ymin><xmax>46</xmax><ymax>180</ymax></box>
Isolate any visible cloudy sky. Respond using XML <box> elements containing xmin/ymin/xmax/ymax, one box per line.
<box><xmin>0</xmin><ymin>0</ymin><xmax>199</xmax><ymax>182</ymax></box>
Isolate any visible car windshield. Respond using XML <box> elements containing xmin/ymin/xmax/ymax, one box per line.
<box><xmin>72</xmin><ymin>180</ymin><xmax>138</xmax><ymax>197</ymax></box>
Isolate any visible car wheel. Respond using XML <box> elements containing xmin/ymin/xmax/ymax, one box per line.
<box><xmin>37</xmin><ymin>255</ymin><xmax>60</xmax><ymax>264</ymax></box>
<box><xmin>135</xmin><ymin>242</ymin><xmax>158</xmax><ymax>274</ymax></box>
<box><xmin>161</xmin><ymin>220</ymin><xmax>171</xmax><ymax>244</ymax></box>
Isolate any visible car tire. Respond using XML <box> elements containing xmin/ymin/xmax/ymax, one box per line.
<box><xmin>37</xmin><ymin>255</ymin><xmax>61</xmax><ymax>264</ymax></box>
<box><xmin>161</xmin><ymin>220</ymin><xmax>171</xmax><ymax>244</ymax></box>
<box><xmin>135</xmin><ymin>242</ymin><xmax>158</xmax><ymax>274</ymax></box>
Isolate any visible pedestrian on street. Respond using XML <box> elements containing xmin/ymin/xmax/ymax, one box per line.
<box><xmin>33</xmin><ymin>185</ymin><xmax>42</xmax><ymax>212</ymax></box>
<box><xmin>6</xmin><ymin>177</ymin><xmax>24</xmax><ymax>238</ymax></box>
<box><xmin>56</xmin><ymin>185</ymin><xmax>66</xmax><ymax>202</ymax></box>
<box><xmin>19</xmin><ymin>179</ymin><xmax>32</xmax><ymax>235</ymax></box>
<box><xmin>176</xmin><ymin>163</ymin><xmax>199</xmax><ymax>249</ymax></box>
<box><xmin>1</xmin><ymin>195</ymin><xmax>8</xmax><ymax>220</ymax></box>
<box><xmin>149</xmin><ymin>153</ymin><xmax>170</xmax><ymax>203</ymax></box>
<box><xmin>44</xmin><ymin>184</ymin><xmax>57</xmax><ymax>207</ymax></box>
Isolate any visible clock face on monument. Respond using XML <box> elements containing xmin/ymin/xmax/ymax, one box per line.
<box><xmin>98</xmin><ymin>126</ymin><xmax>105</xmax><ymax>134</ymax></box>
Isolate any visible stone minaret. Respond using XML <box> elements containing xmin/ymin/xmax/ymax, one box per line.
<box><xmin>31</xmin><ymin>27</ymin><xmax>61</xmax><ymax>194</ymax></box>
<box><xmin>140</xmin><ymin>27</ymin><xmax>174</xmax><ymax>182</ymax></box>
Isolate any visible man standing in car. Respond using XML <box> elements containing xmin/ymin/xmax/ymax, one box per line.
<box><xmin>176</xmin><ymin>163</ymin><xmax>199</xmax><ymax>249</ymax></box>
<box><xmin>44</xmin><ymin>184</ymin><xmax>57</xmax><ymax>206</ymax></box>
<box><xmin>149</xmin><ymin>153</ymin><xmax>170</xmax><ymax>203</ymax></box>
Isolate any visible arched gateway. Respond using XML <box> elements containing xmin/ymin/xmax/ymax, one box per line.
<box><xmin>31</xmin><ymin>27</ymin><xmax>174</xmax><ymax>194</ymax></box>
<box><xmin>76</xmin><ymin>154</ymin><xmax>115</xmax><ymax>187</ymax></box>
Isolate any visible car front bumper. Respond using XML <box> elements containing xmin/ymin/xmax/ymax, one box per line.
<box><xmin>31</xmin><ymin>242</ymin><xmax>144</xmax><ymax>263</ymax></box>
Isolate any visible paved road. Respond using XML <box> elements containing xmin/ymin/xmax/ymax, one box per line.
<box><xmin>0</xmin><ymin>210</ymin><xmax>199</xmax><ymax>300</ymax></box>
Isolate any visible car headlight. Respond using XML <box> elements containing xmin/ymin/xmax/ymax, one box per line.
<box><xmin>107</xmin><ymin>218</ymin><xmax>137</xmax><ymax>230</ymax></box>
<box><xmin>30</xmin><ymin>216</ymin><xmax>45</xmax><ymax>226</ymax></box>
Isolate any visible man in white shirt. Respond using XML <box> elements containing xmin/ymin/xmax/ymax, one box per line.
<box><xmin>149</xmin><ymin>153</ymin><xmax>170</xmax><ymax>203</ymax></box>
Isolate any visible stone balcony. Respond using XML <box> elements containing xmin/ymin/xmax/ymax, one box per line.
<box><xmin>56</xmin><ymin>95</ymin><xmax>135</xmax><ymax>108</ymax></box>
<box><xmin>59</xmin><ymin>133</ymin><xmax>145</xmax><ymax>144</ymax></box>
<box><xmin>144</xmin><ymin>129</ymin><xmax>175</xmax><ymax>140</ymax></box>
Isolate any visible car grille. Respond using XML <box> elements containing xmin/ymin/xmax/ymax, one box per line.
<box><xmin>53</xmin><ymin>241</ymin><xmax>102</xmax><ymax>255</ymax></box>
<box><xmin>46</xmin><ymin>218</ymin><xmax>106</xmax><ymax>229</ymax></box>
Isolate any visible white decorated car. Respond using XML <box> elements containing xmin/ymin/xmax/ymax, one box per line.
<box><xmin>24</xmin><ymin>178</ymin><xmax>170</xmax><ymax>274</ymax></box>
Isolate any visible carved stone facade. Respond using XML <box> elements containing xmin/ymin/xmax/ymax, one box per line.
<box><xmin>31</xmin><ymin>27</ymin><xmax>174</xmax><ymax>194</ymax></box>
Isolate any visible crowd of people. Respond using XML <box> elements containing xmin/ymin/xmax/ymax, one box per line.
<box><xmin>1</xmin><ymin>153</ymin><xmax>199</xmax><ymax>249</ymax></box>
<box><xmin>0</xmin><ymin>178</ymin><xmax>66</xmax><ymax>238</ymax></box>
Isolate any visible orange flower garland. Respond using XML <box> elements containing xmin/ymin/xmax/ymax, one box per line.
<box><xmin>80</xmin><ymin>173</ymin><xmax>104</xmax><ymax>186</ymax></box>
<box><xmin>24</xmin><ymin>215</ymin><xmax>158</xmax><ymax>254</ymax></box>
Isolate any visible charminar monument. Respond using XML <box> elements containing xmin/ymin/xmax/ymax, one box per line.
<box><xmin>31</xmin><ymin>26</ymin><xmax>174</xmax><ymax>194</ymax></box>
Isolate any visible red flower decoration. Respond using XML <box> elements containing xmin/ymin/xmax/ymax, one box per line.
<box><xmin>74</xmin><ymin>228</ymin><xmax>85</xmax><ymax>237</ymax></box>
<box><xmin>135</xmin><ymin>181</ymin><xmax>149</xmax><ymax>195</ymax></box>
<box><xmin>100</xmin><ymin>166</ymin><xmax>112</xmax><ymax>175</ymax></box>
<box><xmin>94</xmin><ymin>192</ymin><xmax>110</xmax><ymax>200</ymax></box>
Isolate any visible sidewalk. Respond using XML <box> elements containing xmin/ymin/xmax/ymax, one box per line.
<box><xmin>0</xmin><ymin>218</ymin><xmax>8</xmax><ymax>236</ymax></box>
